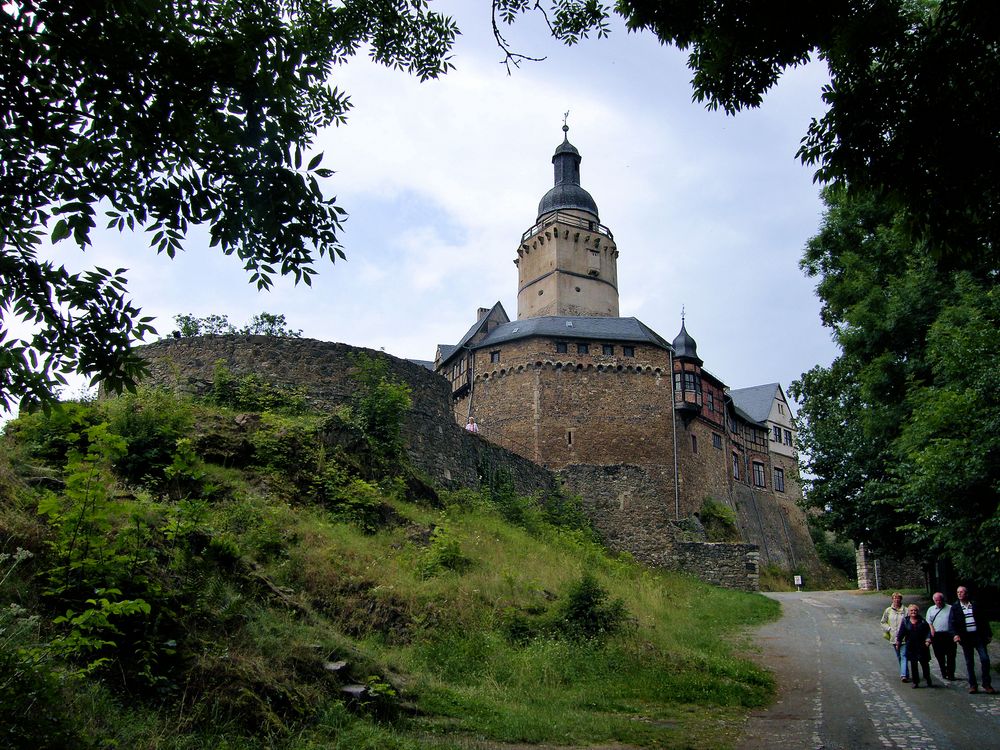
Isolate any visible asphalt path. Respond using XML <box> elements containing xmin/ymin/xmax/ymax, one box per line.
<box><xmin>735</xmin><ymin>590</ymin><xmax>1000</xmax><ymax>750</ymax></box>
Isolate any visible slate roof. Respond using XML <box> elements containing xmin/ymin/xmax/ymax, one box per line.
<box><xmin>729</xmin><ymin>383</ymin><xmax>781</xmax><ymax>424</ymax></box>
<box><xmin>477</xmin><ymin>316</ymin><xmax>671</xmax><ymax>350</ymax></box>
<box><xmin>437</xmin><ymin>313</ymin><xmax>672</xmax><ymax>370</ymax></box>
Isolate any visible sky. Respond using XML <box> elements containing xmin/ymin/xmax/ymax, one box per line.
<box><xmin>12</xmin><ymin>3</ymin><xmax>841</xmax><ymax>416</ymax></box>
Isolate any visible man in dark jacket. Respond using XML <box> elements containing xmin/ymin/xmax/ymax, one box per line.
<box><xmin>949</xmin><ymin>585</ymin><xmax>995</xmax><ymax>694</ymax></box>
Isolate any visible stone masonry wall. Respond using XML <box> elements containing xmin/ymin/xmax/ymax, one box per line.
<box><xmin>137</xmin><ymin>337</ymin><xmax>555</xmax><ymax>498</ymax></box>
<box><xmin>139</xmin><ymin>336</ymin><xmax>763</xmax><ymax>590</ymax></box>
<box><xmin>856</xmin><ymin>543</ymin><xmax>927</xmax><ymax>591</ymax></box>
<box><xmin>558</xmin><ymin>463</ymin><xmax>761</xmax><ymax>590</ymax></box>
<box><xmin>675</xmin><ymin>417</ymin><xmax>732</xmax><ymax>518</ymax></box>
<box><xmin>672</xmin><ymin>542</ymin><xmax>760</xmax><ymax>592</ymax></box>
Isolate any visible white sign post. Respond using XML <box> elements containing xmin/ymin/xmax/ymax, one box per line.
<box><xmin>794</xmin><ymin>575</ymin><xmax>803</xmax><ymax>592</ymax></box>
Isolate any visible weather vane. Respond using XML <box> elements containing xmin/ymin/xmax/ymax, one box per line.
<box><xmin>563</xmin><ymin>110</ymin><xmax>570</xmax><ymax>135</ymax></box>
<box><xmin>681</xmin><ymin>305</ymin><xmax>686</xmax><ymax>324</ymax></box>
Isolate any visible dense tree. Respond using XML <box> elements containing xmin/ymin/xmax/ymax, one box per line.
<box><xmin>503</xmin><ymin>0</ymin><xmax>998</xmax><ymax>261</ymax></box>
<box><xmin>173</xmin><ymin>312</ymin><xmax>302</xmax><ymax>338</ymax></box>
<box><xmin>1</xmin><ymin>0</ymin><xmax>457</xmax><ymax>410</ymax></box>
<box><xmin>7</xmin><ymin>0</ymin><xmax>996</xmax><ymax>419</ymax></box>
<box><xmin>790</xmin><ymin>188</ymin><xmax>1000</xmax><ymax>584</ymax></box>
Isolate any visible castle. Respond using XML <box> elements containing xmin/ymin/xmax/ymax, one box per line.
<box><xmin>434</xmin><ymin>125</ymin><xmax>817</xmax><ymax>576</ymax></box>
<box><xmin>137</xmin><ymin>126</ymin><xmax>821</xmax><ymax>590</ymax></box>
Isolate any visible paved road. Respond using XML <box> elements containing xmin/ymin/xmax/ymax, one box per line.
<box><xmin>736</xmin><ymin>590</ymin><xmax>1000</xmax><ymax>750</ymax></box>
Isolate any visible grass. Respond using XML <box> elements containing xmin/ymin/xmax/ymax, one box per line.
<box><xmin>0</xmin><ymin>390</ymin><xmax>781</xmax><ymax>749</ymax></box>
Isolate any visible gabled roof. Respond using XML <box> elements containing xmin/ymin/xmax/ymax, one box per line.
<box><xmin>729</xmin><ymin>383</ymin><xmax>782</xmax><ymax>424</ymax></box>
<box><xmin>475</xmin><ymin>315</ymin><xmax>671</xmax><ymax>350</ymax></box>
<box><xmin>437</xmin><ymin>302</ymin><xmax>511</xmax><ymax>368</ymax></box>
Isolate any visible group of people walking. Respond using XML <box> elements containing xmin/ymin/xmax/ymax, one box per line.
<box><xmin>881</xmin><ymin>587</ymin><xmax>994</xmax><ymax>693</ymax></box>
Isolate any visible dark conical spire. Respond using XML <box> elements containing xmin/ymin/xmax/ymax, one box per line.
<box><xmin>536</xmin><ymin>121</ymin><xmax>599</xmax><ymax>221</ymax></box>
<box><xmin>672</xmin><ymin>317</ymin><xmax>703</xmax><ymax>364</ymax></box>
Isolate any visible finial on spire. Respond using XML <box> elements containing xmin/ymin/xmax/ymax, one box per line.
<box><xmin>562</xmin><ymin>110</ymin><xmax>570</xmax><ymax>139</ymax></box>
<box><xmin>681</xmin><ymin>305</ymin><xmax>686</xmax><ymax>324</ymax></box>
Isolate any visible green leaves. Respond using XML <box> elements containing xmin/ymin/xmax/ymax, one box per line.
<box><xmin>792</xmin><ymin>188</ymin><xmax>1000</xmax><ymax>585</ymax></box>
<box><xmin>2</xmin><ymin>0</ymin><xmax>459</xmax><ymax>409</ymax></box>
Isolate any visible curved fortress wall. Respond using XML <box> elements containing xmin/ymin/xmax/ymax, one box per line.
<box><xmin>136</xmin><ymin>336</ymin><xmax>556</xmax><ymax>498</ymax></box>
<box><xmin>137</xmin><ymin>335</ymin><xmax>811</xmax><ymax>591</ymax></box>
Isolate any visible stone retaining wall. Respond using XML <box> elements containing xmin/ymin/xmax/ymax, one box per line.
<box><xmin>856</xmin><ymin>543</ymin><xmax>927</xmax><ymax>591</ymax></box>
<box><xmin>138</xmin><ymin>336</ymin><xmax>759</xmax><ymax>590</ymax></box>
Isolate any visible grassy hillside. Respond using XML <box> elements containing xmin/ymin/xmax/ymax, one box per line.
<box><xmin>0</xmin><ymin>361</ymin><xmax>779</xmax><ymax>749</ymax></box>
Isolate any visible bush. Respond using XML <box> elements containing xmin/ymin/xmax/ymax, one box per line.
<box><xmin>211</xmin><ymin>361</ymin><xmax>307</xmax><ymax>413</ymax></box>
<box><xmin>502</xmin><ymin>572</ymin><xmax>629</xmax><ymax>643</ymax></box>
<box><xmin>809</xmin><ymin>523</ymin><xmax>857</xmax><ymax>577</ymax></box>
<box><xmin>420</xmin><ymin>524</ymin><xmax>471</xmax><ymax>578</ymax></box>
<box><xmin>100</xmin><ymin>386</ymin><xmax>195</xmax><ymax>485</ymax></box>
<box><xmin>699</xmin><ymin>497</ymin><xmax>741</xmax><ymax>542</ymax></box>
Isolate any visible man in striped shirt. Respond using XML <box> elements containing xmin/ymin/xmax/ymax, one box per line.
<box><xmin>948</xmin><ymin>585</ymin><xmax>995</xmax><ymax>694</ymax></box>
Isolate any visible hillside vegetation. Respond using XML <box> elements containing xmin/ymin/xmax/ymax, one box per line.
<box><xmin>0</xmin><ymin>357</ymin><xmax>779</xmax><ymax>749</ymax></box>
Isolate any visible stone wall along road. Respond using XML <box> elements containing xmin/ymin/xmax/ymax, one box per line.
<box><xmin>737</xmin><ymin>590</ymin><xmax>999</xmax><ymax>750</ymax></box>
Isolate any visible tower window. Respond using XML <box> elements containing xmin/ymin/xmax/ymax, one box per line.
<box><xmin>784</xmin><ymin>429</ymin><xmax>793</xmax><ymax>446</ymax></box>
<box><xmin>490</xmin><ymin>350</ymin><xmax>500</xmax><ymax>364</ymax></box>
<box><xmin>753</xmin><ymin>462</ymin><xmax>765</xmax><ymax>488</ymax></box>
<box><xmin>773</xmin><ymin>425</ymin><xmax>781</xmax><ymax>442</ymax></box>
<box><xmin>556</xmin><ymin>341</ymin><xmax>568</xmax><ymax>353</ymax></box>
<box><xmin>602</xmin><ymin>344</ymin><xmax>614</xmax><ymax>355</ymax></box>
<box><xmin>712</xmin><ymin>433</ymin><xmax>722</xmax><ymax>449</ymax></box>
<box><xmin>566</xmin><ymin>429</ymin><xmax>573</xmax><ymax>446</ymax></box>
<box><xmin>577</xmin><ymin>343</ymin><xmax>589</xmax><ymax>354</ymax></box>
<box><xmin>622</xmin><ymin>346</ymin><xmax>635</xmax><ymax>357</ymax></box>
<box><xmin>691</xmin><ymin>434</ymin><xmax>698</xmax><ymax>453</ymax></box>
<box><xmin>774</xmin><ymin>468</ymin><xmax>785</xmax><ymax>492</ymax></box>
<box><xmin>732</xmin><ymin>453</ymin><xmax>740</xmax><ymax>480</ymax></box>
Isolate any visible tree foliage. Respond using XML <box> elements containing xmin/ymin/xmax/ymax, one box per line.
<box><xmin>174</xmin><ymin>312</ymin><xmax>302</xmax><ymax>338</ymax></box>
<box><xmin>791</xmin><ymin>187</ymin><xmax>1000</xmax><ymax>585</ymax></box>
<box><xmin>504</xmin><ymin>0</ymin><xmax>998</xmax><ymax>262</ymax></box>
<box><xmin>1</xmin><ymin>0</ymin><xmax>457</xmax><ymax>410</ymax></box>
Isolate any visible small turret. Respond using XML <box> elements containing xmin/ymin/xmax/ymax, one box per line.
<box><xmin>672</xmin><ymin>316</ymin><xmax>703</xmax><ymax>416</ymax></box>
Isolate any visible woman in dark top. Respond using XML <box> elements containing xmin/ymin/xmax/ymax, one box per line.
<box><xmin>897</xmin><ymin>604</ymin><xmax>934</xmax><ymax>688</ymax></box>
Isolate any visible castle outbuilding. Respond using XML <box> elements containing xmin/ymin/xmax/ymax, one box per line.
<box><xmin>435</xmin><ymin>127</ymin><xmax>819</xmax><ymax>580</ymax></box>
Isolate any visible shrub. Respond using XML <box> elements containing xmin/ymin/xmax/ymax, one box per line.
<box><xmin>502</xmin><ymin>572</ymin><xmax>629</xmax><ymax>643</ymax></box>
<box><xmin>346</xmin><ymin>354</ymin><xmax>412</xmax><ymax>475</ymax></box>
<box><xmin>100</xmin><ymin>386</ymin><xmax>195</xmax><ymax>485</ymax></box>
<box><xmin>555</xmin><ymin>572</ymin><xmax>629</xmax><ymax>640</ymax></box>
<box><xmin>211</xmin><ymin>361</ymin><xmax>307</xmax><ymax>413</ymax></box>
<box><xmin>420</xmin><ymin>524</ymin><xmax>471</xmax><ymax>578</ymax></box>
<box><xmin>699</xmin><ymin>497</ymin><xmax>741</xmax><ymax>542</ymax></box>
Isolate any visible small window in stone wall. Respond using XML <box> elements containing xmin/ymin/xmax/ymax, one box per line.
<box><xmin>774</xmin><ymin>467</ymin><xmax>785</xmax><ymax>492</ymax></box>
<box><xmin>752</xmin><ymin>461</ymin><xmax>765</xmax><ymax>488</ymax></box>
<box><xmin>556</xmin><ymin>341</ymin><xmax>568</xmax><ymax>353</ymax></box>
<box><xmin>732</xmin><ymin>453</ymin><xmax>740</xmax><ymax>480</ymax></box>
<box><xmin>577</xmin><ymin>342</ymin><xmax>589</xmax><ymax>354</ymax></box>
<box><xmin>566</xmin><ymin>429</ymin><xmax>574</xmax><ymax>446</ymax></box>
<box><xmin>712</xmin><ymin>433</ymin><xmax>722</xmax><ymax>449</ymax></box>
<box><xmin>623</xmin><ymin>346</ymin><xmax>635</xmax><ymax>357</ymax></box>
<box><xmin>490</xmin><ymin>350</ymin><xmax>500</xmax><ymax>364</ymax></box>
<box><xmin>602</xmin><ymin>344</ymin><xmax>614</xmax><ymax>355</ymax></box>
<box><xmin>691</xmin><ymin>434</ymin><xmax>698</xmax><ymax>453</ymax></box>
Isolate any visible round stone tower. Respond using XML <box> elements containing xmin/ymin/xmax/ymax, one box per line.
<box><xmin>514</xmin><ymin>125</ymin><xmax>620</xmax><ymax>319</ymax></box>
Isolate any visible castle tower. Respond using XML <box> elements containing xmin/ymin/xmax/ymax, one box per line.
<box><xmin>515</xmin><ymin>125</ymin><xmax>620</xmax><ymax>319</ymax></box>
